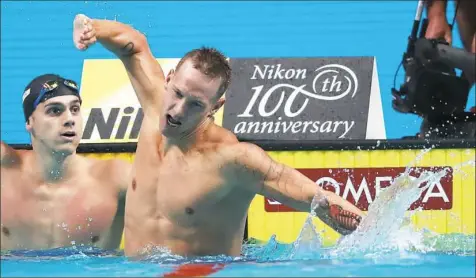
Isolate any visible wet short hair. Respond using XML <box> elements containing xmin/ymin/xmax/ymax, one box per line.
<box><xmin>175</xmin><ymin>47</ymin><xmax>231</xmax><ymax>99</ymax></box>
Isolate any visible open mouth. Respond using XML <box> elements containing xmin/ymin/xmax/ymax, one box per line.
<box><xmin>60</xmin><ymin>131</ymin><xmax>76</xmax><ymax>139</ymax></box>
<box><xmin>166</xmin><ymin>115</ymin><xmax>181</xmax><ymax>127</ymax></box>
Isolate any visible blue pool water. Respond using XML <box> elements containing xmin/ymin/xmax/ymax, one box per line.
<box><xmin>1</xmin><ymin>234</ymin><xmax>474</xmax><ymax>277</ymax></box>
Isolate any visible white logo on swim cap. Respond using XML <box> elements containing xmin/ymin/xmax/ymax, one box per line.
<box><xmin>22</xmin><ymin>88</ymin><xmax>31</xmax><ymax>103</ymax></box>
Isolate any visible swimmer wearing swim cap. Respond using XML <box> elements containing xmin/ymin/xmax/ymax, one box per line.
<box><xmin>74</xmin><ymin>14</ymin><xmax>364</xmax><ymax>257</ymax></box>
<box><xmin>1</xmin><ymin>74</ymin><xmax>131</xmax><ymax>251</ymax></box>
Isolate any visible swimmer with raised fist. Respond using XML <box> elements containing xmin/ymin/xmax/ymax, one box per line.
<box><xmin>74</xmin><ymin>14</ymin><xmax>365</xmax><ymax>257</ymax></box>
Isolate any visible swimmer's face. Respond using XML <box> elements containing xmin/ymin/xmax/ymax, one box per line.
<box><xmin>26</xmin><ymin>95</ymin><xmax>83</xmax><ymax>154</ymax></box>
<box><xmin>162</xmin><ymin>60</ymin><xmax>225</xmax><ymax>138</ymax></box>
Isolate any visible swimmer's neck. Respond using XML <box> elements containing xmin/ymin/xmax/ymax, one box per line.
<box><xmin>30</xmin><ymin>140</ymin><xmax>77</xmax><ymax>183</ymax></box>
<box><xmin>165</xmin><ymin>116</ymin><xmax>214</xmax><ymax>152</ymax></box>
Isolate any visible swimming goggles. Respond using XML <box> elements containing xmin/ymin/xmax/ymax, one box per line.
<box><xmin>33</xmin><ymin>79</ymin><xmax>80</xmax><ymax>108</ymax></box>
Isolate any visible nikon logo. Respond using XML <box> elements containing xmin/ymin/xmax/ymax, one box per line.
<box><xmin>82</xmin><ymin>107</ymin><xmax>144</xmax><ymax>140</ymax></box>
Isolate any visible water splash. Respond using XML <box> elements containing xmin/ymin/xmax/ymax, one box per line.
<box><xmin>330</xmin><ymin>166</ymin><xmax>451</xmax><ymax>257</ymax></box>
<box><xmin>452</xmin><ymin>159</ymin><xmax>476</xmax><ymax>178</ymax></box>
<box><xmin>288</xmin><ymin>147</ymin><xmax>472</xmax><ymax>260</ymax></box>
<box><xmin>290</xmin><ymin>215</ymin><xmax>322</xmax><ymax>260</ymax></box>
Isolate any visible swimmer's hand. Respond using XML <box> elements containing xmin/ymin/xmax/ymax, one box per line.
<box><xmin>73</xmin><ymin>14</ymin><xmax>97</xmax><ymax>50</ymax></box>
<box><xmin>313</xmin><ymin>196</ymin><xmax>362</xmax><ymax>235</ymax></box>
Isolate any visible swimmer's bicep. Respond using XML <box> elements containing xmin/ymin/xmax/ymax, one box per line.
<box><xmin>233</xmin><ymin>143</ymin><xmax>316</xmax><ymax>206</ymax></box>
<box><xmin>120</xmin><ymin>40</ymin><xmax>165</xmax><ymax>118</ymax></box>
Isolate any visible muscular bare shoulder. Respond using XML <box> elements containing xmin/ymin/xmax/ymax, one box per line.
<box><xmin>80</xmin><ymin>155</ymin><xmax>132</xmax><ymax>192</ymax></box>
<box><xmin>208</xmin><ymin>124</ymin><xmax>240</xmax><ymax>145</ymax></box>
<box><xmin>1</xmin><ymin>141</ymin><xmax>22</xmax><ymax>167</ymax></box>
<box><xmin>218</xmin><ymin>141</ymin><xmax>274</xmax><ymax>183</ymax></box>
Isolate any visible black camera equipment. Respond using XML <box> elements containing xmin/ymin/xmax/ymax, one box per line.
<box><xmin>391</xmin><ymin>0</ymin><xmax>476</xmax><ymax>138</ymax></box>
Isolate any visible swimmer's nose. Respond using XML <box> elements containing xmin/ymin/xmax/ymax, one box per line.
<box><xmin>64</xmin><ymin>119</ymin><xmax>75</xmax><ymax>128</ymax></box>
<box><xmin>169</xmin><ymin>99</ymin><xmax>186</xmax><ymax>120</ymax></box>
<box><xmin>63</xmin><ymin>111</ymin><xmax>75</xmax><ymax>127</ymax></box>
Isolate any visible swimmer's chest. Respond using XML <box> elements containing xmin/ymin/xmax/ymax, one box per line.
<box><xmin>1</xmin><ymin>172</ymin><xmax>118</xmax><ymax>240</ymax></box>
<box><xmin>154</xmin><ymin>152</ymin><xmax>242</xmax><ymax>223</ymax></box>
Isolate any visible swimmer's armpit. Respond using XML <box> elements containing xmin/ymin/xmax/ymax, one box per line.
<box><xmin>232</xmin><ymin>142</ymin><xmax>364</xmax><ymax>235</ymax></box>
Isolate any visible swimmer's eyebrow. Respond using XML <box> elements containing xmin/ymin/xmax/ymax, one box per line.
<box><xmin>173</xmin><ymin>86</ymin><xmax>203</xmax><ymax>102</ymax></box>
<box><xmin>44</xmin><ymin>100</ymin><xmax>81</xmax><ymax>107</ymax></box>
<box><xmin>69</xmin><ymin>99</ymin><xmax>81</xmax><ymax>106</ymax></box>
<box><xmin>173</xmin><ymin>86</ymin><xmax>186</xmax><ymax>96</ymax></box>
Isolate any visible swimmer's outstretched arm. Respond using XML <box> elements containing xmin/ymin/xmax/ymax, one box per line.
<box><xmin>73</xmin><ymin>14</ymin><xmax>165</xmax><ymax>120</ymax></box>
<box><xmin>231</xmin><ymin>143</ymin><xmax>365</xmax><ymax>235</ymax></box>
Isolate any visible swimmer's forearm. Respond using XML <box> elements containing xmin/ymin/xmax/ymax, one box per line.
<box><xmin>235</xmin><ymin>143</ymin><xmax>364</xmax><ymax>234</ymax></box>
<box><xmin>91</xmin><ymin>18</ymin><xmax>164</xmax><ymax>116</ymax></box>
<box><xmin>92</xmin><ymin>19</ymin><xmax>147</xmax><ymax>57</ymax></box>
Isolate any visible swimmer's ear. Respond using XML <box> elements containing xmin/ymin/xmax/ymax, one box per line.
<box><xmin>165</xmin><ymin>69</ymin><xmax>174</xmax><ymax>84</ymax></box>
<box><xmin>164</xmin><ymin>69</ymin><xmax>174</xmax><ymax>90</ymax></box>
<box><xmin>210</xmin><ymin>98</ymin><xmax>225</xmax><ymax>115</ymax></box>
<box><xmin>25</xmin><ymin>118</ymin><xmax>33</xmax><ymax>133</ymax></box>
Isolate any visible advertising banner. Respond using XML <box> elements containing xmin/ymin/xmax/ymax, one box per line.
<box><xmin>264</xmin><ymin>167</ymin><xmax>453</xmax><ymax>212</ymax></box>
<box><xmin>79</xmin><ymin>58</ymin><xmax>180</xmax><ymax>144</ymax></box>
<box><xmin>79</xmin><ymin>56</ymin><xmax>385</xmax><ymax>143</ymax></box>
<box><xmin>222</xmin><ymin>57</ymin><xmax>385</xmax><ymax>141</ymax></box>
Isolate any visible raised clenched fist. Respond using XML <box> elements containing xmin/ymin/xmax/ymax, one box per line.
<box><xmin>73</xmin><ymin>14</ymin><xmax>97</xmax><ymax>51</ymax></box>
